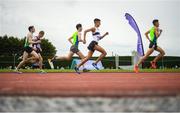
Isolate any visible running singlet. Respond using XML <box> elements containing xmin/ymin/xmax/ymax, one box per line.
<box><xmin>32</xmin><ymin>36</ymin><xmax>41</xmax><ymax>50</ymax></box>
<box><xmin>72</xmin><ymin>31</ymin><xmax>79</xmax><ymax>47</ymax></box>
<box><xmin>149</xmin><ymin>27</ymin><xmax>157</xmax><ymax>43</ymax></box>
<box><xmin>24</xmin><ymin>36</ymin><xmax>32</xmax><ymax>47</ymax></box>
<box><xmin>92</xmin><ymin>27</ymin><xmax>101</xmax><ymax>42</ymax></box>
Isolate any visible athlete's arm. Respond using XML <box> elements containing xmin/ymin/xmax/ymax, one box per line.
<box><xmin>68</xmin><ymin>36</ymin><xmax>73</xmax><ymax>45</ymax></box>
<box><xmin>83</xmin><ymin>27</ymin><xmax>96</xmax><ymax>44</ymax></box>
<box><xmin>78</xmin><ymin>32</ymin><xmax>83</xmax><ymax>42</ymax></box>
<box><xmin>36</xmin><ymin>37</ymin><xmax>44</xmax><ymax>44</ymax></box>
<box><xmin>145</xmin><ymin>30</ymin><xmax>150</xmax><ymax>41</ymax></box>
<box><xmin>34</xmin><ymin>40</ymin><xmax>41</xmax><ymax>44</ymax></box>
<box><xmin>100</xmin><ymin>32</ymin><xmax>109</xmax><ymax>39</ymax></box>
<box><xmin>30</xmin><ymin>40</ymin><xmax>41</xmax><ymax>44</ymax></box>
<box><xmin>155</xmin><ymin>28</ymin><xmax>162</xmax><ymax>38</ymax></box>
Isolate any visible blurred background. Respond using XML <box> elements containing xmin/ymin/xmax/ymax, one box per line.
<box><xmin>0</xmin><ymin>0</ymin><xmax>180</xmax><ymax>112</ymax></box>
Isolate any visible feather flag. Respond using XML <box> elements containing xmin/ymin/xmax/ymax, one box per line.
<box><xmin>125</xmin><ymin>13</ymin><xmax>144</xmax><ymax>56</ymax></box>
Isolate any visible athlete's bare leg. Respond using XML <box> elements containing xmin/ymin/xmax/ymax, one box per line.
<box><xmin>38</xmin><ymin>53</ymin><xmax>43</xmax><ymax>70</ymax></box>
<box><xmin>93</xmin><ymin>45</ymin><xmax>107</xmax><ymax>64</ymax></box>
<box><xmin>17</xmin><ymin>51</ymin><xmax>39</xmax><ymax>70</ymax></box>
<box><xmin>16</xmin><ymin>51</ymin><xmax>29</xmax><ymax>70</ymax></box>
<box><xmin>137</xmin><ymin>48</ymin><xmax>154</xmax><ymax>66</ymax></box>
<box><xmin>76</xmin><ymin>51</ymin><xmax>85</xmax><ymax>59</ymax></box>
<box><xmin>55</xmin><ymin>52</ymin><xmax>74</xmax><ymax>61</ymax></box>
<box><xmin>76</xmin><ymin>51</ymin><xmax>86</xmax><ymax>68</ymax></box>
<box><xmin>77</xmin><ymin>51</ymin><xmax>94</xmax><ymax>68</ymax></box>
<box><xmin>134</xmin><ymin>48</ymin><xmax>154</xmax><ymax>73</ymax></box>
<box><xmin>25</xmin><ymin>51</ymin><xmax>39</xmax><ymax>62</ymax></box>
<box><xmin>152</xmin><ymin>46</ymin><xmax>165</xmax><ymax>63</ymax></box>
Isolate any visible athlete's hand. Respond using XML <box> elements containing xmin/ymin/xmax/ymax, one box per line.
<box><xmin>105</xmin><ymin>32</ymin><xmax>109</xmax><ymax>35</ymax></box>
<box><xmin>159</xmin><ymin>29</ymin><xmax>162</xmax><ymax>33</ymax></box>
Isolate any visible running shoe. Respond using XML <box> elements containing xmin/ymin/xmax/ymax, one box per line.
<box><xmin>39</xmin><ymin>69</ymin><xmax>46</xmax><ymax>74</ymax></box>
<box><xmin>48</xmin><ymin>56</ymin><xmax>56</xmax><ymax>69</ymax></box>
<box><xmin>74</xmin><ymin>66</ymin><xmax>80</xmax><ymax>74</ymax></box>
<box><xmin>14</xmin><ymin>69</ymin><xmax>22</xmax><ymax>74</ymax></box>
<box><xmin>134</xmin><ymin>65</ymin><xmax>139</xmax><ymax>73</ymax></box>
<box><xmin>92</xmin><ymin>63</ymin><xmax>99</xmax><ymax>70</ymax></box>
<box><xmin>150</xmin><ymin>61</ymin><xmax>157</xmax><ymax>69</ymax></box>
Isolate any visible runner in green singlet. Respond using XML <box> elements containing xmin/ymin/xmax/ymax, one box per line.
<box><xmin>48</xmin><ymin>24</ymin><xmax>85</xmax><ymax>68</ymax></box>
<box><xmin>134</xmin><ymin>19</ymin><xmax>165</xmax><ymax>73</ymax></box>
<box><xmin>15</xmin><ymin>26</ymin><xmax>40</xmax><ymax>73</ymax></box>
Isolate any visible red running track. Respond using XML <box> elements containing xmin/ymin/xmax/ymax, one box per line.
<box><xmin>0</xmin><ymin>72</ymin><xmax>180</xmax><ymax>97</ymax></box>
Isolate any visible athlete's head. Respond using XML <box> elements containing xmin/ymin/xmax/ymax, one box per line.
<box><xmin>152</xmin><ymin>19</ymin><xmax>159</xmax><ymax>27</ymax></box>
<box><xmin>94</xmin><ymin>18</ymin><xmax>101</xmax><ymax>27</ymax></box>
<box><xmin>38</xmin><ymin>31</ymin><xmax>45</xmax><ymax>38</ymax></box>
<box><xmin>76</xmin><ymin>23</ymin><xmax>82</xmax><ymax>32</ymax></box>
<box><xmin>28</xmin><ymin>26</ymin><xmax>35</xmax><ymax>33</ymax></box>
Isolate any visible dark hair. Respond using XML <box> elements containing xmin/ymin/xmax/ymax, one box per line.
<box><xmin>152</xmin><ymin>19</ymin><xmax>159</xmax><ymax>25</ymax></box>
<box><xmin>28</xmin><ymin>26</ymin><xmax>34</xmax><ymax>31</ymax></box>
<box><xmin>94</xmin><ymin>18</ymin><xmax>101</xmax><ymax>23</ymax></box>
<box><xmin>39</xmin><ymin>31</ymin><xmax>45</xmax><ymax>35</ymax></box>
<box><xmin>76</xmin><ymin>23</ymin><xmax>82</xmax><ymax>30</ymax></box>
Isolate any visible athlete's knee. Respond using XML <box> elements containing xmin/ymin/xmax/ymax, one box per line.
<box><xmin>161</xmin><ymin>51</ymin><xmax>165</xmax><ymax>56</ymax></box>
<box><xmin>141</xmin><ymin>56</ymin><xmax>147</xmax><ymax>61</ymax></box>
<box><xmin>84</xmin><ymin>56</ymin><xmax>90</xmax><ymax>61</ymax></box>
<box><xmin>35</xmin><ymin>56</ymin><xmax>39</xmax><ymax>60</ymax></box>
<box><xmin>103</xmin><ymin>51</ymin><xmax>107</xmax><ymax>56</ymax></box>
<box><xmin>81</xmin><ymin>56</ymin><xmax>86</xmax><ymax>59</ymax></box>
<box><xmin>101</xmin><ymin>51</ymin><xmax>107</xmax><ymax>56</ymax></box>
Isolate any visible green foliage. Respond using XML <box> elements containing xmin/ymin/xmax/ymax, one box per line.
<box><xmin>41</xmin><ymin>39</ymin><xmax>57</xmax><ymax>59</ymax></box>
<box><xmin>0</xmin><ymin>35</ymin><xmax>24</xmax><ymax>56</ymax></box>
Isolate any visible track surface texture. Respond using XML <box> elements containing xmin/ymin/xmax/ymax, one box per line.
<box><xmin>0</xmin><ymin>72</ymin><xmax>180</xmax><ymax>97</ymax></box>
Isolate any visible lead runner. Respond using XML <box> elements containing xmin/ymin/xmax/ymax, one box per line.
<box><xmin>134</xmin><ymin>19</ymin><xmax>165</xmax><ymax>73</ymax></box>
<box><xmin>74</xmin><ymin>18</ymin><xmax>109</xmax><ymax>74</ymax></box>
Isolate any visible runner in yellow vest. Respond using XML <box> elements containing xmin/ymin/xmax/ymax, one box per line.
<box><xmin>48</xmin><ymin>24</ymin><xmax>85</xmax><ymax>68</ymax></box>
<box><xmin>134</xmin><ymin>19</ymin><xmax>165</xmax><ymax>73</ymax></box>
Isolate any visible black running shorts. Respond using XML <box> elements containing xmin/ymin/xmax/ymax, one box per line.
<box><xmin>149</xmin><ymin>41</ymin><xmax>158</xmax><ymax>50</ymax></box>
<box><xmin>70</xmin><ymin>45</ymin><xmax>79</xmax><ymax>53</ymax></box>
<box><xmin>87</xmin><ymin>41</ymin><xmax>98</xmax><ymax>52</ymax></box>
<box><xmin>24</xmin><ymin>46</ymin><xmax>33</xmax><ymax>53</ymax></box>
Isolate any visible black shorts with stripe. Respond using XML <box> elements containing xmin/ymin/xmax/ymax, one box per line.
<box><xmin>70</xmin><ymin>45</ymin><xmax>79</xmax><ymax>53</ymax></box>
<box><xmin>87</xmin><ymin>41</ymin><xmax>98</xmax><ymax>52</ymax></box>
<box><xmin>149</xmin><ymin>41</ymin><xmax>158</xmax><ymax>50</ymax></box>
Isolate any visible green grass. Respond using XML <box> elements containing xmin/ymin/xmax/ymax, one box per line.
<box><xmin>0</xmin><ymin>69</ymin><xmax>180</xmax><ymax>73</ymax></box>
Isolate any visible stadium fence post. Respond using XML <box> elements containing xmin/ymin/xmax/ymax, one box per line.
<box><xmin>115</xmin><ymin>54</ymin><xmax>119</xmax><ymax>69</ymax></box>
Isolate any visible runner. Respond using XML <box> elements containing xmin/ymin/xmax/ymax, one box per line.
<box><xmin>74</xmin><ymin>18</ymin><xmax>109</xmax><ymax>74</ymax></box>
<box><xmin>32</xmin><ymin>31</ymin><xmax>45</xmax><ymax>73</ymax></box>
<box><xmin>48</xmin><ymin>24</ymin><xmax>85</xmax><ymax>69</ymax></box>
<box><xmin>134</xmin><ymin>19</ymin><xmax>165</xmax><ymax>73</ymax></box>
<box><xmin>15</xmin><ymin>26</ymin><xmax>40</xmax><ymax>73</ymax></box>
